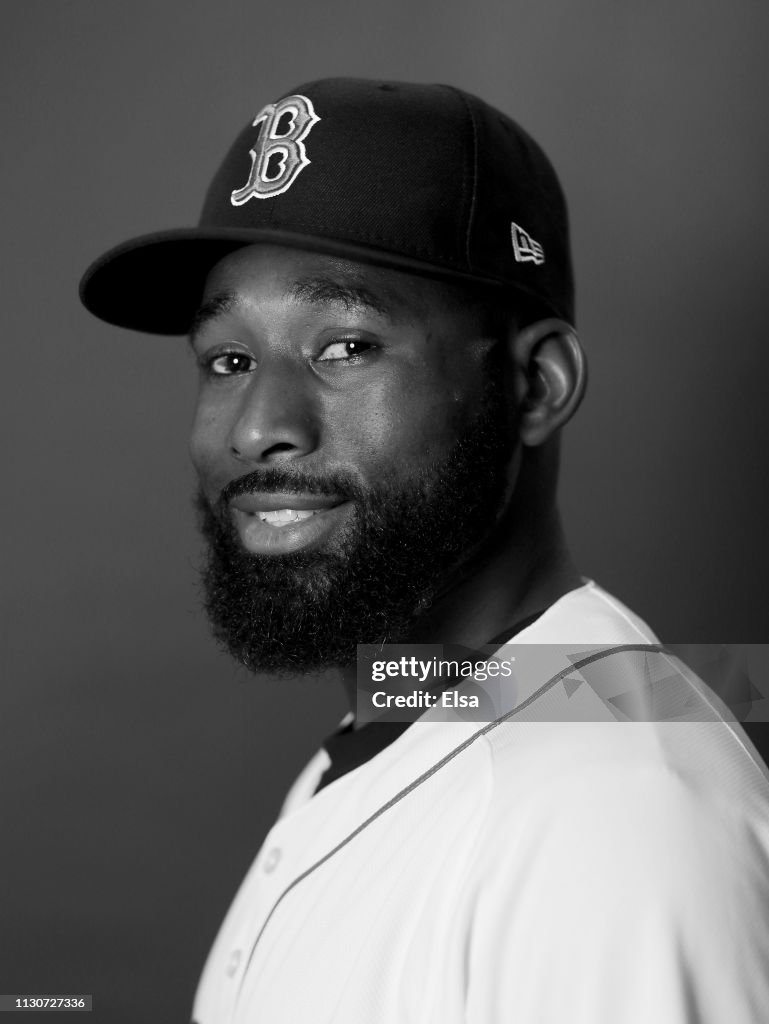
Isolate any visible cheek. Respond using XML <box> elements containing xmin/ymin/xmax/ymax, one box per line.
<box><xmin>189</xmin><ymin>397</ymin><xmax>230</xmax><ymax>487</ymax></box>
<box><xmin>329</xmin><ymin>377</ymin><xmax>477</xmax><ymax>470</ymax></box>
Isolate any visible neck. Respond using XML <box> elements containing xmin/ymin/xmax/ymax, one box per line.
<box><xmin>337</xmin><ymin>452</ymin><xmax>582</xmax><ymax>712</ymax></box>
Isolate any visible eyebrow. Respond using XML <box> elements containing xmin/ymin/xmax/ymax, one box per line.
<box><xmin>188</xmin><ymin>272</ymin><xmax>410</xmax><ymax>345</ymax></box>
<box><xmin>188</xmin><ymin>292</ymin><xmax>237</xmax><ymax>342</ymax></box>
<box><xmin>288</xmin><ymin>275</ymin><xmax>398</xmax><ymax>323</ymax></box>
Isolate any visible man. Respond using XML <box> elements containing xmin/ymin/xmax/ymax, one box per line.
<box><xmin>80</xmin><ymin>78</ymin><xmax>769</xmax><ymax>1023</ymax></box>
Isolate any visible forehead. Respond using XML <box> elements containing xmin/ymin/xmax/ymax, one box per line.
<box><xmin>198</xmin><ymin>243</ymin><xmax>465</xmax><ymax>326</ymax></box>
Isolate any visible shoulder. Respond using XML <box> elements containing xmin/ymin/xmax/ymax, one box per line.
<box><xmin>466</xmin><ymin>754</ymin><xmax>769</xmax><ymax>1022</ymax></box>
<box><xmin>520</xmin><ymin>579</ymin><xmax>660</xmax><ymax>645</ymax></box>
<box><xmin>478</xmin><ymin>718</ymin><xmax>769</xmax><ymax>888</ymax></box>
<box><xmin>507</xmin><ymin>756</ymin><xmax>769</xmax><ymax>882</ymax></box>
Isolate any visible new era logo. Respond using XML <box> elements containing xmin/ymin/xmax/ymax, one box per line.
<box><xmin>511</xmin><ymin>222</ymin><xmax>545</xmax><ymax>265</ymax></box>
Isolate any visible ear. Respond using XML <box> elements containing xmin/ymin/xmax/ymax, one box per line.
<box><xmin>510</xmin><ymin>319</ymin><xmax>587</xmax><ymax>446</ymax></box>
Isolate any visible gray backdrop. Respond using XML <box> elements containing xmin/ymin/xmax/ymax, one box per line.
<box><xmin>2</xmin><ymin>1</ymin><xmax>768</xmax><ymax>1021</ymax></box>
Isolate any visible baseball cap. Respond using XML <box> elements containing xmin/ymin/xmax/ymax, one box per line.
<box><xmin>79</xmin><ymin>77</ymin><xmax>574</xmax><ymax>334</ymax></box>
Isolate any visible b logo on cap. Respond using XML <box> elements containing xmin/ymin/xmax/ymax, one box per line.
<box><xmin>231</xmin><ymin>95</ymin><xmax>320</xmax><ymax>204</ymax></box>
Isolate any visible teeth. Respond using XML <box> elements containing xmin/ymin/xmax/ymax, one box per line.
<box><xmin>256</xmin><ymin>508</ymin><xmax>320</xmax><ymax>527</ymax></box>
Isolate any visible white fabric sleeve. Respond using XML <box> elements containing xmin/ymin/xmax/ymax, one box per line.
<box><xmin>466</xmin><ymin>763</ymin><xmax>769</xmax><ymax>1023</ymax></box>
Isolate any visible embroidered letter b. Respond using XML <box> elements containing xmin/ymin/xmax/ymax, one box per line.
<box><xmin>231</xmin><ymin>94</ymin><xmax>320</xmax><ymax>204</ymax></box>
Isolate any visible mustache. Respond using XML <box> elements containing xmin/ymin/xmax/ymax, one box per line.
<box><xmin>217</xmin><ymin>466</ymin><xmax>366</xmax><ymax>510</ymax></box>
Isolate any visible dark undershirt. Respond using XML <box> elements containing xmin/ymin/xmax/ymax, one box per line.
<box><xmin>314</xmin><ymin>608</ymin><xmax>548</xmax><ymax>794</ymax></box>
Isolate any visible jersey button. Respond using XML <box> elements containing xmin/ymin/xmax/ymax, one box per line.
<box><xmin>263</xmin><ymin>847</ymin><xmax>282</xmax><ymax>873</ymax></box>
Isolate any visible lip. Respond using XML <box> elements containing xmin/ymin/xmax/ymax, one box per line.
<box><xmin>231</xmin><ymin>492</ymin><xmax>346</xmax><ymax>514</ymax></box>
<box><xmin>230</xmin><ymin>496</ymin><xmax>353</xmax><ymax>555</ymax></box>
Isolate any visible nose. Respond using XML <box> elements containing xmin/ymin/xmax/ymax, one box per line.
<box><xmin>227</xmin><ymin>357</ymin><xmax>319</xmax><ymax>464</ymax></box>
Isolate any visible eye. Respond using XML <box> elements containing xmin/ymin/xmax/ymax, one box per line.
<box><xmin>201</xmin><ymin>351</ymin><xmax>257</xmax><ymax>376</ymax></box>
<box><xmin>316</xmin><ymin>338</ymin><xmax>376</xmax><ymax>363</ymax></box>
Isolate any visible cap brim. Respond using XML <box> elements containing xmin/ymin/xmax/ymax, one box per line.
<box><xmin>79</xmin><ymin>227</ymin><xmax>515</xmax><ymax>336</ymax></box>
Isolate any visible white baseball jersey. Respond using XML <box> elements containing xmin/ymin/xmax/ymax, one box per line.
<box><xmin>192</xmin><ymin>581</ymin><xmax>769</xmax><ymax>1023</ymax></box>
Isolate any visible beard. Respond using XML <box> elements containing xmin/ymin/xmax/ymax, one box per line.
<box><xmin>196</xmin><ymin>366</ymin><xmax>515</xmax><ymax>675</ymax></box>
